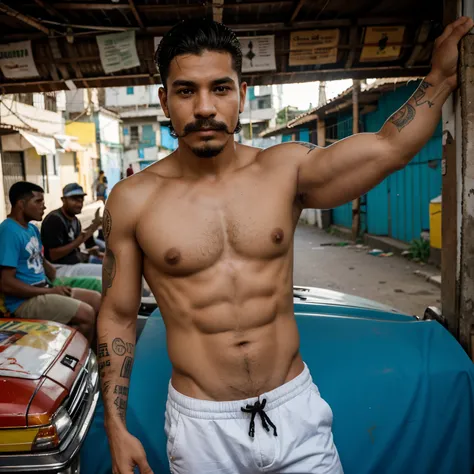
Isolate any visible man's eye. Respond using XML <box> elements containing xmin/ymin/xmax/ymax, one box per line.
<box><xmin>178</xmin><ymin>89</ymin><xmax>193</xmax><ymax>95</ymax></box>
<box><xmin>215</xmin><ymin>86</ymin><xmax>230</xmax><ymax>93</ymax></box>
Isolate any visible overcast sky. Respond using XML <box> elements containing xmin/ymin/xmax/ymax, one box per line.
<box><xmin>281</xmin><ymin>79</ymin><xmax>353</xmax><ymax>110</ymax></box>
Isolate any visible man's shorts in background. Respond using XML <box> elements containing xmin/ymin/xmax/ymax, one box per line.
<box><xmin>14</xmin><ymin>294</ymin><xmax>81</xmax><ymax>323</ymax></box>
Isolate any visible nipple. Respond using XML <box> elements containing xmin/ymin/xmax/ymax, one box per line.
<box><xmin>165</xmin><ymin>247</ymin><xmax>181</xmax><ymax>265</ymax></box>
<box><xmin>271</xmin><ymin>228</ymin><xmax>284</xmax><ymax>244</ymax></box>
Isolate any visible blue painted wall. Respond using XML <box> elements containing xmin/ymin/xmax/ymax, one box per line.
<box><xmin>299</xmin><ymin>128</ymin><xmax>310</xmax><ymax>142</ymax></box>
<box><xmin>332</xmin><ymin>114</ymin><xmax>355</xmax><ymax>229</ymax></box>
<box><xmin>160</xmin><ymin>125</ymin><xmax>178</xmax><ymax>151</ymax></box>
<box><xmin>364</xmin><ymin>82</ymin><xmax>442</xmax><ymax>242</ymax></box>
<box><xmin>331</xmin><ymin>81</ymin><xmax>442</xmax><ymax>243</ymax></box>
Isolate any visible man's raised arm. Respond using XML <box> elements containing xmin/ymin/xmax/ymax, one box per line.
<box><xmin>290</xmin><ymin>17</ymin><xmax>473</xmax><ymax>209</ymax></box>
<box><xmin>96</xmin><ymin>183</ymin><xmax>153</xmax><ymax>474</ymax></box>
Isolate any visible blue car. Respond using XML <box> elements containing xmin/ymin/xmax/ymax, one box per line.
<box><xmin>82</xmin><ymin>287</ymin><xmax>474</xmax><ymax>474</ymax></box>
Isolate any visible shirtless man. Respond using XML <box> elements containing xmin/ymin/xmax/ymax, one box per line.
<box><xmin>98</xmin><ymin>17</ymin><xmax>472</xmax><ymax>474</ymax></box>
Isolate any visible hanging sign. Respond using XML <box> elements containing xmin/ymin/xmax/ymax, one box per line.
<box><xmin>0</xmin><ymin>41</ymin><xmax>39</xmax><ymax>79</ymax></box>
<box><xmin>360</xmin><ymin>26</ymin><xmax>405</xmax><ymax>62</ymax></box>
<box><xmin>289</xmin><ymin>29</ymin><xmax>339</xmax><ymax>66</ymax></box>
<box><xmin>97</xmin><ymin>31</ymin><xmax>140</xmax><ymax>74</ymax></box>
<box><xmin>239</xmin><ymin>35</ymin><xmax>276</xmax><ymax>73</ymax></box>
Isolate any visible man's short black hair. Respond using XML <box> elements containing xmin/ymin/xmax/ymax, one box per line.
<box><xmin>155</xmin><ymin>18</ymin><xmax>242</xmax><ymax>88</ymax></box>
<box><xmin>9</xmin><ymin>181</ymin><xmax>44</xmax><ymax>206</ymax></box>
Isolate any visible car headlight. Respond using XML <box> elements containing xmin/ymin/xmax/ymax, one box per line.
<box><xmin>87</xmin><ymin>350</ymin><xmax>98</xmax><ymax>390</ymax></box>
<box><xmin>31</xmin><ymin>407</ymin><xmax>72</xmax><ymax>451</ymax></box>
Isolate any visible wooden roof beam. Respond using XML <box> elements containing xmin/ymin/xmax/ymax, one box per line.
<box><xmin>0</xmin><ymin>3</ymin><xmax>50</xmax><ymax>35</ymax></box>
<box><xmin>345</xmin><ymin>25</ymin><xmax>360</xmax><ymax>69</ymax></box>
<box><xmin>405</xmin><ymin>21</ymin><xmax>432</xmax><ymax>68</ymax></box>
<box><xmin>33</xmin><ymin>0</ymin><xmax>70</xmax><ymax>23</ymax></box>
<box><xmin>288</xmin><ymin>0</ymin><xmax>307</xmax><ymax>25</ymax></box>
<box><xmin>53</xmin><ymin>3</ymin><xmax>129</xmax><ymax>10</ymax></box>
<box><xmin>213</xmin><ymin>0</ymin><xmax>224</xmax><ymax>23</ymax></box>
<box><xmin>128</xmin><ymin>0</ymin><xmax>144</xmax><ymax>29</ymax></box>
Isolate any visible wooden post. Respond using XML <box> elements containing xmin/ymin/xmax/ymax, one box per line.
<box><xmin>441</xmin><ymin>0</ymin><xmax>460</xmax><ymax>336</ymax></box>
<box><xmin>459</xmin><ymin>31</ymin><xmax>474</xmax><ymax>354</ymax></box>
<box><xmin>351</xmin><ymin>80</ymin><xmax>361</xmax><ymax>242</ymax></box>
<box><xmin>317</xmin><ymin>118</ymin><xmax>326</xmax><ymax>147</ymax></box>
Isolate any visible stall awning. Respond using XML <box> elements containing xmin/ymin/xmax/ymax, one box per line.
<box><xmin>54</xmin><ymin>134</ymin><xmax>85</xmax><ymax>153</ymax></box>
<box><xmin>1</xmin><ymin>130</ymin><xmax>56</xmax><ymax>156</ymax></box>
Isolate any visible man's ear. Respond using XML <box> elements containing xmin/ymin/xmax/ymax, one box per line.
<box><xmin>159</xmin><ymin>87</ymin><xmax>170</xmax><ymax>118</ymax></box>
<box><xmin>239</xmin><ymin>82</ymin><xmax>247</xmax><ymax>114</ymax></box>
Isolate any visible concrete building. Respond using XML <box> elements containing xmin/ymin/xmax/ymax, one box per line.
<box><xmin>239</xmin><ymin>85</ymin><xmax>283</xmax><ymax>148</ymax></box>
<box><xmin>0</xmin><ymin>93</ymin><xmax>67</xmax><ymax>219</ymax></box>
<box><xmin>105</xmin><ymin>85</ymin><xmax>173</xmax><ymax>173</ymax></box>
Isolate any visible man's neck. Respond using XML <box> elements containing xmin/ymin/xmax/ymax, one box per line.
<box><xmin>8</xmin><ymin>210</ymin><xmax>29</xmax><ymax>228</ymax></box>
<box><xmin>61</xmin><ymin>207</ymin><xmax>75</xmax><ymax>221</ymax></box>
<box><xmin>175</xmin><ymin>138</ymin><xmax>240</xmax><ymax>178</ymax></box>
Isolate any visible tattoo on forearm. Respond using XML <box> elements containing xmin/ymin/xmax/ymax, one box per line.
<box><xmin>99</xmin><ymin>359</ymin><xmax>110</xmax><ymax>377</ymax></box>
<box><xmin>103</xmin><ymin>208</ymin><xmax>112</xmax><ymax>243</ymax></box>
<box><xmin>296</xmin><ymin>142</ymin><xmax>317</xmax><ymax>154</ymax></box>
<box><xmin>112</xmin><ymin>337</ymin><xmax>135</xmax><ymax>356</ymax></box>
<box><xmin>102</xmin><ymin>248</ymin><xmax>116</xmax><ymax>296</ymax></box>
<box><xmin>390</xmin><ymin>103</ymin><xmax>416</xmax><ymax>132</ymax></box>
<box><xmin>98</xmin><ymin>343</ymin><xmax>110</xmax><ymax>358</ymax></box>
<box><xmin>102</xmin><ymin>381</ymin><xmax>111</xmax><ymax>395</ymax></box>
<box><xmin>413</xmin><ymin>80</ymin><xmax>434</xmax><ymax>108</ymax></box>
<box><xmin>114</xmin><ymin>384</ymin><xmax>129</xmax><ymax>396</ymax></box>
<box><xmin>114</xmin><ymin>396</ymin><xmax>127</xmax><ymax>422</ymax></box>
<box><xmin>120</xmin><ymin>356</ymin><xmax>133</xmax><ymax>379</ymax></box>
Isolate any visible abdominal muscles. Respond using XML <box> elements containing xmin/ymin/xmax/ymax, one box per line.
<box><xmin>150</xmin><ymin>262</ymin><xmax>302</xmax><ymax>401</ymax></box>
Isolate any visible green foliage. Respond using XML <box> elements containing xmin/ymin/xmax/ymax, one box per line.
<box><xmin>408</xmin><ymin>238</ymin><xmax>430</xmax><ymax>263</ymax></box>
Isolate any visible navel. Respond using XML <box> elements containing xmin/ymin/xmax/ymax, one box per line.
<box><xmin>271</xmin><ymin>228</ymin><xmax>284</xmax><ymax>244</ymax></box>
<box><xmin>164</xmin><ymin>247</ymin><xmax>181</xmax><ymax>265</ymax></box>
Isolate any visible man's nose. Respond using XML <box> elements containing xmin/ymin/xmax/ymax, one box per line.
<box><xmin>194</xmin><ymin>91</ymin><xmax>216</xmax><ymax>118</ymax></box>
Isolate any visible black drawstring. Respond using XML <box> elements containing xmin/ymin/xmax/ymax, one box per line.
<box><xmin>241</xmin><ymin>398</ymin><xmax>278</xmax><ymax>438</ymax></box>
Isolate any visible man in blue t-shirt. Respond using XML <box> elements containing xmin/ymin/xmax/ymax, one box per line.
<box><xmin>0</xmin><ymin>182</ymin><xmax>100</xmax><ymax>344</ymax></box>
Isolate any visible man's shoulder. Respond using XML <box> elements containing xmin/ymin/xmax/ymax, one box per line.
<box><xmin>0</xmin><ymin>218</ymin><xmax>20</xmax><ymax>233</ymax></box>
<box><xmin>259</xmin><ymin>141</ymin><xmax>322</xmax><ymax>161</ymax></box>
<box><xmin>42</xmin><ymin>209</ymin><xmax>66</xmax><ymax>230</ymax></box>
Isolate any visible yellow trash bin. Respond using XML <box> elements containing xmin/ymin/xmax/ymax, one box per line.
<box><xmin>429</xmin><ymin>195</ymin><xmax>442</xmax><ymax>249</ymax></box>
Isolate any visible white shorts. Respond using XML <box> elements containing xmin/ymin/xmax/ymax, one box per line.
<box><xmin>54</xmin><ymin>263</ymin><xmax>102</xmax><ymax>278</ymax></box>
<box><xmin>165</xmin><ymin>363</ymin><xmax>343</xmax><ymax>474</ymax></box>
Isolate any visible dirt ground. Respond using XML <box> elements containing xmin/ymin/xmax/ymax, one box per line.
<box><xmin>293</xmin><ymin>224</ymin><xmax>441</xmax><ymax>317</ymax></box>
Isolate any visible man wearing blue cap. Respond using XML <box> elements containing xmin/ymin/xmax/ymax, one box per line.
<box><xmin>41</xmin><ymin>183</ymin><xmax>103</xmax><ymax>278</ymax></box>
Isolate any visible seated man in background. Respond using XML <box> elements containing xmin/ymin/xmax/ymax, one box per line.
<box><xmin>0</xmin><ymin>182</ymin><xmax>100</xmax><ymax>344</ymax></box>
<box><xmin>41</xmin><ymin>183</ymin><xmax>103</xmax><ymax>278</ymax></box>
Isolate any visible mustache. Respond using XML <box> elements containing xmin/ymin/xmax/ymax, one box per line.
<box><xmin>181</xmin><ymin>119</ymin><xmax>232</xmax><ymax>136</ymax></box>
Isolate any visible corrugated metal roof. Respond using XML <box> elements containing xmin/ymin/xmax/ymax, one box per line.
<box><xmin>0</xmin><ymin>1</ymin><xmax>440</xmax><ymax>92</ymax></box>
<box><xmin>287</xmin><ymin>77</ymin><xmax>421</xmax><ymax>128</ymax></box>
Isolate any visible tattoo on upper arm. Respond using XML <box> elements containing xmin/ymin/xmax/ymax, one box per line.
<box><xmin>390</xmin><ymin>104</ymin><xmax>416</xmax><ymax>132</ymax></box>
<box><xmin>102</xmin><ymin>248</ymin><xmax>116</xmax><ymax>296</ymax></box>
<box><xmin>103</xmin><ymin>208</ymin><xmax>112</xmax><ymax>243</ymax></box>
<box><xmin>413</xmin><ymin>80</ymin><xmax>434</xmax><ymax>108</ymax></box>
<box><xmin>296</xmin><ymin>142</ymin><xmax>317</xmax><ymax>154</ymax></box>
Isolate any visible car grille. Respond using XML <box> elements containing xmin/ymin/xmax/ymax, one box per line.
<box><xmin>65</xmin><ymin>363</ymin><xmax>89</xmax><ymax>424</ymax></box>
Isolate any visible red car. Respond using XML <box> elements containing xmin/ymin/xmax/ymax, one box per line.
<box><xmin>0</xmin><ymin>318</ymin><xmax>99</xmax><ymax>473</ymax></box>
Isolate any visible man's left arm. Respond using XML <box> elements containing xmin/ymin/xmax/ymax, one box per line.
<box><xmin>294</xmin><ymin>17</ymin><xmax>473</xmax><ymax>209</ymax></box>
<box><xmin>43</xmin><ymin>258</ymin><xmax>57</xmax><ymax>282</ymax></box>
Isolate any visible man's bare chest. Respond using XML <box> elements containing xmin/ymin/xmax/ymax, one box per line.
<box><xmin>136</xmin><ymin>176</ymin><xmax>298</xmax><ymax>276</ymax></box>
